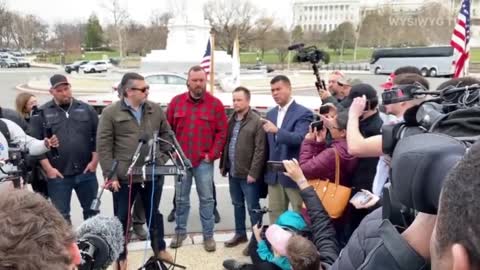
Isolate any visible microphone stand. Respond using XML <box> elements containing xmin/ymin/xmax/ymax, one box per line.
<box><xmin>138</xmin><ymin>136</ymin><xmax>187</xmax><ymax>270</ymax></box>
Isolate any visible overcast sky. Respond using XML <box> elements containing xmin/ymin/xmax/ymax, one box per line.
<box><xmin>7</xmin><ymin>0</ymin><xmax>294</xmax><ymax>27</ymax></box>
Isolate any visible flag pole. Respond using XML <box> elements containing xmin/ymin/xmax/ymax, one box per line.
<box><xmin>210</xmin><ymin>32</ymin><xmax>215</xmax><ymax>94</ymax></box>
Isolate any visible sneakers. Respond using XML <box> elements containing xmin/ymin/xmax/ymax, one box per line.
<box><xmin>222</xmin><ymin>259</ymin><xmax>247</xmax><ymax>270</ymax></box>
<box><xmin>204</xmin><ymin>238</ymin><xmax>216</xmax><ymax>252</ymax></box>
<box><xmin>214</xmin><ymin>208</ymin><xmax>221</xmax><ymax>224</ymax></box>
<box><xmin>167</xmin><ymin>209</ymin><xmax>175</xmax><ymax>222</ymax></box>
<box><xmin>169</xmin><ymin>234</ymin><xmax>187</xmax><ymax>249</ymax></box>
<box><xmin>132</xmin><ymin>223</ymin><xmax>148</xmax><ymax>241</ymax></box>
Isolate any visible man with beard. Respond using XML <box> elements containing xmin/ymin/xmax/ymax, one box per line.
<box><xmin>97</xmin><ymin>72</ymin><xmax>174</xmax><ymax>269</ymax></box>
<box><xmin>167</xmin><ymin>65</ymin><xmax>228</xmax><ymax>252</ymax></box>
<box><xmin>30</xmin><ymin>74</ymin><xmax>99</xmax><ymax>223</ymax></box>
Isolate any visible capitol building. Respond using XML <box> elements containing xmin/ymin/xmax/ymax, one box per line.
<box><xmin>293</xmin><ymin>0</ymin><xmax>480</xmax><ymax>46</ymax></box>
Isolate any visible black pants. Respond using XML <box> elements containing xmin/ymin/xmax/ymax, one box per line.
<box><xmin>113</xmin><ymin>179</ymin><xmax>166</xmax><ymax>260</ymax></box>
<box><xmin>242</xmin><ymin>235</ymin><xmax>282</xmax><ymax>270</ymax></box>
<box><xmin>171</xmin><ymin>180</ymin><xmax>218</xmax><ymax>210</ymax></box>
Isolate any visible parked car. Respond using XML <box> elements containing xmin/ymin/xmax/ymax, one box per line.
<box><xmin>12</xmin><ymin>57</ymin><xmax>30</xmax><ymax>67</ymax></box>
<box><xmin>112</xmin><ymin>72</ymin><xmax>188</xmax><ymax>94</ymax></box>
<box><xmin>0</xmin><ymin>58</ymin><xmax>17</xmax><ymax>68</ymax></box>
<box><xmin>80</xmin><ymin>60</ymin><xmax>109</xmax><ymax>73</ymax></box>
<box><xmin>65</xmin><ymin>60</ymin><xmax>89</xmax><ymax>73</ymax></box>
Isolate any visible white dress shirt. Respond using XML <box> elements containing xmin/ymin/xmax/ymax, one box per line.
<box><xmin>276</xmin><ymin>98</ymin><xmax>294</xmax><ymax>128</ymax></box>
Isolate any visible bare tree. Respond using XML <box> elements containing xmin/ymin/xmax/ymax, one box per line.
<box><xmin>272</xmin><ymin>27</ymin><xmax>290</xmax><ymax>68</ymax></box>
<box><xmin>204</xmin><ymin>0</ymin><xmax>259</xmax><ymax>54</ymax></box>
<box><xmin>252</xmin><ymin>16</ymin><xmax>274</xmax><ymax>59</ymax></box>
<box><xmin>52</xmin><ymin>22</ymin><xmax>85</xmax><ymax>53</ymax></box>
<box><xmin>103</xmin><ymin>0</ymin><xmax>129</xmax><ymax>57</ymax></box>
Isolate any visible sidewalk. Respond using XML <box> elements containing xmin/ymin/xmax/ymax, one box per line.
<box><xmin>108</xmin><ymin>232</ymin><xmax>251</xmax><ymax>270</ymax></box>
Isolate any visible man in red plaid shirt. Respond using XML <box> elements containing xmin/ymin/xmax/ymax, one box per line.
<box><xmin>167</xmin><ymin>65</ymin><xmax>228</xmax><ymax>252</ymax></box>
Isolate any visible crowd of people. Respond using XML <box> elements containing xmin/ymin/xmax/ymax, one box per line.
<box><xmin>0</xmin><ymin>64</ymin><xmax>479</xmax><ymax>270</ymax></box>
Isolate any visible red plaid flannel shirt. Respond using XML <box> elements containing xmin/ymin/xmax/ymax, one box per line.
<box><xmin>167</xmin><ymin>92</ymin><xmax>228</xmax><ymax>167</ymax></box>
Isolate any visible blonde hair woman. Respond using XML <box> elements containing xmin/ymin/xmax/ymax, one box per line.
<box><xmin>15</xmin><ymin>92</ymin><xmax>38</xmax><ymax>121</ymax></box>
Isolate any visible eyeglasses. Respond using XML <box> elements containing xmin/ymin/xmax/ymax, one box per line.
<box><xmin>130</xmin><ymin>86</ymin><xmax>150</xmax><ymax>93</ymax></box>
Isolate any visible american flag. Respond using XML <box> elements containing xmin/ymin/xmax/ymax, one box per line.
<box><xmin>450</xmin><ymin>0</ymin><xmax>471</xmax><ymax>78</ymax></box>
<box><xmin>200</xmin><ymin>39</ymin><xmax>211</xmax><ymax>77</ymax></box>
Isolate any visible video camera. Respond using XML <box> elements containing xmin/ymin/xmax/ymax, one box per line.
<box><xmin>0</xmin><ymin>145</ymin><xmax>29</xmax><ymax>189</ymax></box>
<box><xmin>382</xmin><ymin>83</ymin><xmax>480</xmax><ymax>156</ymax></box>
<box><xmin>288</xmin><ymin>43</ymin><xmax>330</xmax><ymax>94</ymax></box>
<box><xmin>380</xmin><ymin>83</ymin><xmax>478</xmax><ymax>228</ymax></box>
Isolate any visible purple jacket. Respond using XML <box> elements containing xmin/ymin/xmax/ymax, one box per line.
<box><xmin>299</xmin><ymin>138</ymin><xmax>358</xmax><ymax>187</ymax></box>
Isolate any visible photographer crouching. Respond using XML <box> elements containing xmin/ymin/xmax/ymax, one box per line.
<box><xmin>0</xmin><ymin>118</ymin><xmax>58</xmax><ymax>192</ymax></box>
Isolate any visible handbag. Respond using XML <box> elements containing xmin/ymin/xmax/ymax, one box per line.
<box><xmin>304</xmin><ymin>148</ymin><xmax>352</xmax><ymax>219</ymax></box>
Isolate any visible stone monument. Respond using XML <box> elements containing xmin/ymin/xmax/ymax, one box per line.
<box><xmin>140</xmin><ymin>0</ymin><xmax>232</xmax><ymax>75</ymax></box>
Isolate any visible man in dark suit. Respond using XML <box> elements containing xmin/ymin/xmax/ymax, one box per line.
<box><xmin>262</xmin><ymin>75</ymin><xmax>314</xmax><ymax>223</ymax></box>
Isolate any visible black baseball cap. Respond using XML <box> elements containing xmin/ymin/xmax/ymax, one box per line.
<box><xmin>341</xmin><ymin>83</ymin><xmax>378</xmax><ymax>108</ymax></box>
<box><xmin>50</xmin><ymin>74</ymin><xmax>70</xmax><ymax>89</ymax></box>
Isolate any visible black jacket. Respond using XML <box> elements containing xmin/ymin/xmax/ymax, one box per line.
<box><xmin>30</xmin><ymin>99</ymin><xmax>98</xmax><ymax>176</ymax></box>
<box><xmin>301</xmin><ymin>186</ymin><xmax>340</xmax><ymax>266</ymax></box>
<box><xmin>329</xmin><ymin>208</ymin><xmax>428</xmax><ymax>270</ymax></box>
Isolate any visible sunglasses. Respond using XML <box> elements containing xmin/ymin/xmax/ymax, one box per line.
<box><xmin>130</xmin><ymin>86</ymin><xmax>150</xmax><ymax>93</ymax></box>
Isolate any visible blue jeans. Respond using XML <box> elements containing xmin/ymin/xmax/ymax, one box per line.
<box><xmin>175</xmin><ymin>161</ymin><xmax>215</xmax><ymax>239</ymax></box>
<box><xmin>113</xmin><ymin>178</ymin><xmax>166</xmax><ymax>261</ymax></box>
<box><xmin>47</xmin><ymin>171</ymin><xmax>98</xmax><ymax>223</ymax></box>
<box><xmin>229</xmin><ymin>176</ymin><xmax>261</xmax><ymax>236</ymax></box>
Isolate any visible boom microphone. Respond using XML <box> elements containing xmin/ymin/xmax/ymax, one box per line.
<box><xmin>167</xmin><ymin>130</ymin><xmax>192</xmax><ymax>169</ymax></box>
<box><xmin>77</xmin><ymin>215</ymin><xmax>124</xmax><ymax>270</ymax></box>
<box><xmin>288</xmin><ymin>43</ymin><xmax>305</xmax><ymax>51</ymax></box>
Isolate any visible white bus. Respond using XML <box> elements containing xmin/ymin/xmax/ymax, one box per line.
<box><xmin>370</xmin><ymin>46</ymin><xmax>455</xmax><ymax>77</ymax></box>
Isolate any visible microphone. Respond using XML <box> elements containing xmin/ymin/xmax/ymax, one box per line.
<box><xmin>167</xmin><ymin>130</ymin><xmax>192</xmax><ymax>169</ymax></box>
<box><xmin>90</xmin><ymin>160</ymin><xmax>118</xmax><ymax>212</ymax></box>
<box><xmin>145</xmin><ymin>131</ymin><xmax>158</xmax><ymax>164</ymax></box>
<box><xmin>77</xmin><ymin>215</ymin><xmax>124</xmax><ymax>270</ymax></box>
<box><xmin>45</xmin><ymin>125</ymin><xmax>59</xmax><ymax>159</ymax></box>
<box><xmin>126</xmin><ymin>134</ymin><xmax>149</xmax><ymax>175</ymax></box>
<box><xmin>288</xmin><ymin>43</ymin><xmax>305</xmax><ymax>51</ymax></box>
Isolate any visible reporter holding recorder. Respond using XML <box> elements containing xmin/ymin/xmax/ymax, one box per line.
<box><xmin>96</xmin><ymin>72</ymin><xmax>174</xmax><ymax>270</ymax></box>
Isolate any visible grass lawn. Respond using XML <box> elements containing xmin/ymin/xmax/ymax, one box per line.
<box><xmin>469</xmin><ymin>48</ymin><xmax>480</xmax><ymax>62</ymax></box>
<box><xmin>36</xmin><ymin>51</ymin><xmax>120</xmax><ymax>64</ymax></box>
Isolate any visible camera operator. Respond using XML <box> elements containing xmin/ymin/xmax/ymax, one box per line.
<box><xmin>0</xmin><ymin>189</ymin><xmax>81</xmax><ymax>270</ymax></box>
<box><xmin>431</xmin><ymin>140</ymin><xmax>480</xmax><ymax>270</ymax></box>
<box><xmin>320</xmin><ymin>71</ymin><xmax>353</xmax><ymax>106</ymax></box>
<box><xmin>0</xmin><ymin>118</ymin><xmax>58</xmax><ymax>180</ymax></box>
<box><xmin>349</xmin><ymin>74</ymin><xmax>429</xmax><ymax>208</ymax></box>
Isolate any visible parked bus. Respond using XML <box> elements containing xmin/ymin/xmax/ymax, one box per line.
<box><xmin>370</xmin><ymin>46</ymin><xmax>455</xmax><ymax>77</ymax></box>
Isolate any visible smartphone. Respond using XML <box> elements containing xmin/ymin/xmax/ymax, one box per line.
<box><xmin>310</xmin><ymin>120</ymin><xmax>324</xmax><ymax>131</ymax></box>
<box><xmin>350</xmin><ymin>191</ymin><xmax>373</xmax><ymax>205</ymax></box>
<box><xmin>267</xmin><ymin>161</ymin><xmax>286</xmax><ymax>173</ymax></box>
<box><xmin>319</xmin><ymin>105</ymin><xmax>331</xmax><ymax>115</ymax></box>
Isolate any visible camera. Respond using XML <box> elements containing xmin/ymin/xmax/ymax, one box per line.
<box><xmin>288</xmin><ymin>43</ymin><xmax>330</xmax><ymax>94</ymax></box>
<box><xmin>380</xmin><ymin>83</ymin><xmax>478</xmax><ymax>228</ymax></box>
<box><xmin>0</xmin><ymin>146</ymin><xmax>28</xmax><ymax>188</ymax></box>
<box><xmin>381</xmin><ymin>83</ymin><xmax>479</xmax><ymax>156</ymax></box>
<box><xmin>294</xmin><ymin>47</ymin><xmax>330</xmax><ymax>64</ymax></box>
